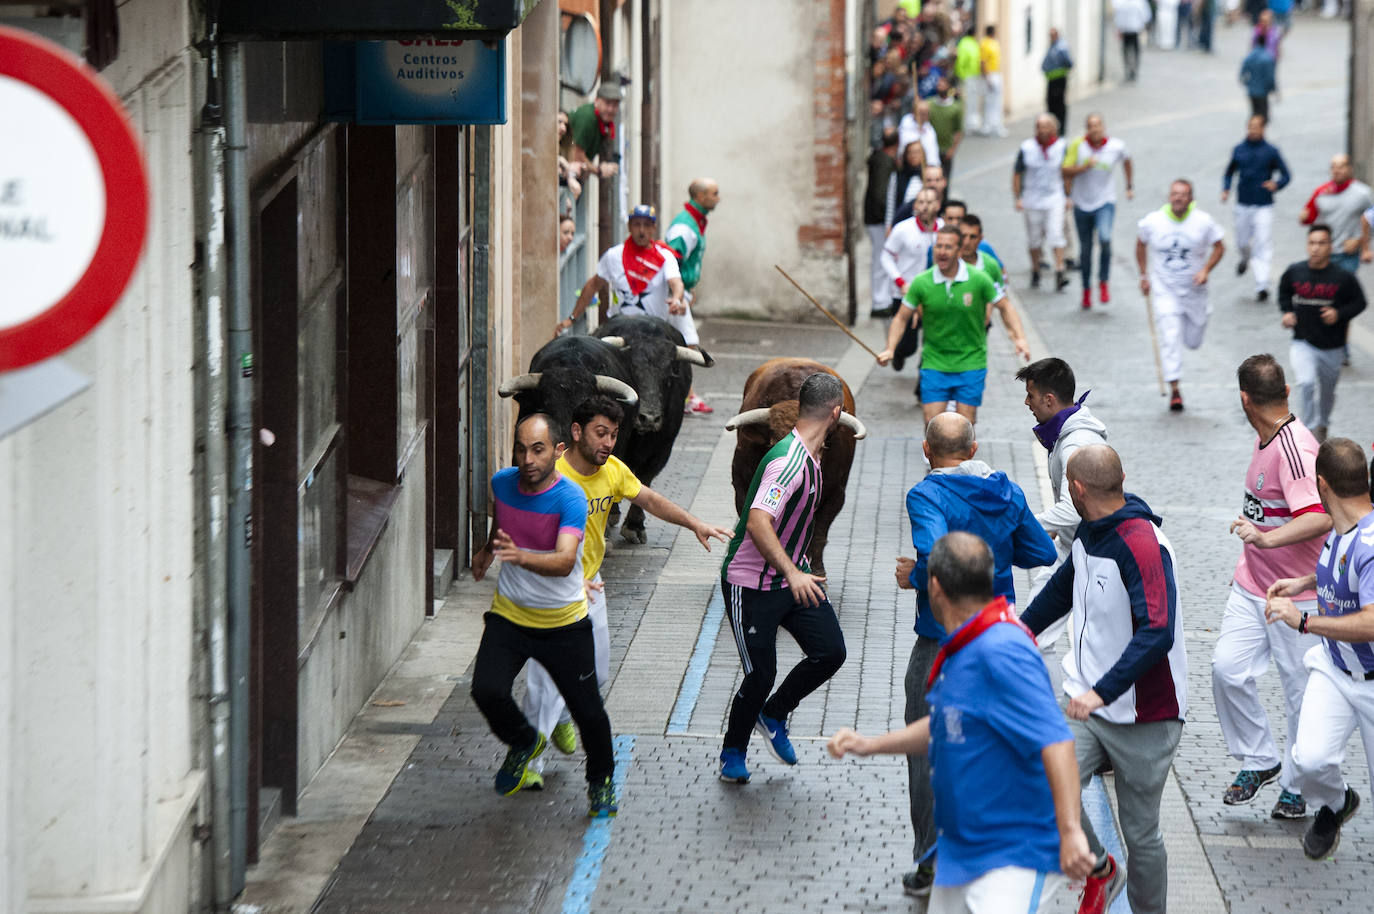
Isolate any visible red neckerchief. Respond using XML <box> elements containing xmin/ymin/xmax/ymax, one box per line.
<box><xmin>925</xmin><ymin>596</ymin><xmax>1034</xmax><ymax>691</ymax></box>
<box><xmin>1086</xmin><ymin>134</ymin><xmax>1108</xmax><ymax>150</ymax></box>
<box><xmin>621</xmin><ymin>238</ymin><xmax>671</xmax><ymax>295</ymax></box>
<box><xmin>1302</xmin><ymin>179</ymin><xmax>1354</xmax><ymax>225</ymax></box>
<box><xmin>598</xmin><ymin>114</ymin><xmax>616</xmax><ymax>141</ymax></box>
<box><xmin>1037</xmin><ymin>135</ymin><xmax>1059</xmax><ymax>157</ymax></box>
<box><xmin>684</xmin><ymin>201</ymin><xmax>708</xmax><ymax>233</ymax></box>
<box><xmin>914</xmin><ymin>215</ymin><xmax>938</xmax><ymax>234</ymax></box>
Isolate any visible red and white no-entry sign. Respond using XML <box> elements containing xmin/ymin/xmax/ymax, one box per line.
<box><xmin>0</xmin><ymin>24</ymin><xmax>149</xmax><ymax>371</ymax></box>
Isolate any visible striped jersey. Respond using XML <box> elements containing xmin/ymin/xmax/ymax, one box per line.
<box><xmin>1233</xmin><ymin>418</ymin><xmax>1326</xmax><ymax>600</ymax></box>
<box><xmin>722</xmin><ymin>431</ymin><xmax>822</xmax><ymax>590</ymax></box>
<box><xmin>489</xmin><ymin>467</ymin><xmax>588</xmax><ymax>628</ymax></box>
<box><xmin>1315</xmin><ymin>509</ymin><xmax>1374</xmax><ymax>677</ymax></box>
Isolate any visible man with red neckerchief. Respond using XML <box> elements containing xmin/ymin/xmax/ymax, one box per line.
<box><xmin>828</xmin><ymin>531</ymin><xmax>1094</xmax><ymax>914</ymax></box>
<box><xmin>666</xmin><ymin>178</ymin><xmax>720</xmax><ymax>414</ymax></box>
<box><xmin>1300</xmin><ymin>154</ymin><xmax>1372</xmax><ymax>276</ymax></box>
<box><xmin>561</xmin><ymin>204</ymin><xmax>686</xmax><ymax>341</ymax></box>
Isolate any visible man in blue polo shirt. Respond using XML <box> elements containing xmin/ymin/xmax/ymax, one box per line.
<box><xmin>829</xmin><ymin>532</ymin><xmax>1094</xmax><ymax>912</ymax></box>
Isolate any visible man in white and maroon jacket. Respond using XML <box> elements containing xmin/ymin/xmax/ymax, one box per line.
<box><xmin>1020</xmin><ymin>444</ymin><xmax>1186</xmax><ymax>914</ymax></box>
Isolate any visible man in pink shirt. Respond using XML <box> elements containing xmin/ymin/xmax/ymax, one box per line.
<box><xmin>1212</xmin><ymin>355</ymin><xmax>1332</xmax><ymax>819</ymax></box>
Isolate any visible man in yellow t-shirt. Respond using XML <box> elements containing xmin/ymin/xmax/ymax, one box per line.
<box><xmin>522</xmin><ymin>395</ymin><xmax>731</xmax><ymax>781</ymax></box>
<box><xmin>978</xmin><ymin>25</ymin><xmax>1006</xmax><ymax>137</ymax></box>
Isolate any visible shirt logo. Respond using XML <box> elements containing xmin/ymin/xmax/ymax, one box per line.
<box><xmin>1243</xmin><ymin>492</ymin><xmax>1264</xmax><ymax>523</ymax></box>
<box><xmin>1255</xmin><ymin>472</ymin><xmax>1265</xmax><ymax>489</ymax></box>
<box><xmin>1161</xmin><ymin>235</ymin><xmax>1192</xmax><ymax>271</ymax></box>
<box><xmin>1339</xmin><ymin>553</ymin><xmax>1348</xmax><ymax>577</ymax></box>
<box><xmin>760</xmin><ymin>484</ymin><xmax>785</xmax><ymax>509</ymax></box>
<box><xmin>962</xmin><ymin>292</ymin><xmax>974</xmax><ymax>307</ymax></box>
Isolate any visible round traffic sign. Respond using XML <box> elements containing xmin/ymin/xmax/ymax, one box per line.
<box><xmin>0</xmin><ymin>24</ymin><xmax>149</xmax><ymax>371</ymax></box>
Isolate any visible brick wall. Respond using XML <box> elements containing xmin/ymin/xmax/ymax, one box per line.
<box><xmin>797</xmin><ymin>0</ymin><xmax>848</xmax><ymax>258</ymax></box>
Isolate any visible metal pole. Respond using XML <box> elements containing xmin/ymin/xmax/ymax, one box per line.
<box><xmin>222</xmin><ymin>41</ymin><xmax>253</xmax><ymax>895</ymax></box>
<box><xmin>470</xmin><ymin>125</ymin><xmax>492</xmax><ymax>550</ymax></box>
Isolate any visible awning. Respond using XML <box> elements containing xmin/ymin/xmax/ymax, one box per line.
<box><xmin>219</xmin><ymin>0</ymin><xmax>542</xmax><ymax>41</ymax></box>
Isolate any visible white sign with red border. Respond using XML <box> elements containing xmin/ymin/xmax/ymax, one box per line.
<box><xmin>0</xmin><ymin>24</ymin><xmax>149</xmax><ymax>371</ymax></box>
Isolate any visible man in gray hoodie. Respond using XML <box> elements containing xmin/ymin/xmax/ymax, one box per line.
<box><xmin>1016</xmin><ymin>358</ymin><xmax>1109</xmax><ymax>647</ymax></box>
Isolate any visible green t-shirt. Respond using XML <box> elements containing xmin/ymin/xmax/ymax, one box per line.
<box><xmin>568</xmin><ymin>102</ymin><xmax>604</xmax><ymax>160</ymax></box>
<box><xmin>971</xmin><ymin>251</ymin><xmax>1004</xmax><ymax>296</ymax></box>
<box><xmin>927</xmin><ymin>98</ymin><xmax>963</xmax><ymax>152</ymax></box>
<box><xmin>955</xmin><ymin>36</ymin><xmax>981</xmax><ymax>80</ymax></box>
<box><xmin>902</xmin><ymin>263</ymin><xmax>1000</xmax><ymax>372</ymax></box>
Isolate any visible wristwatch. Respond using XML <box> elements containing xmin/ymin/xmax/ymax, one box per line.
<box><xmin>1299</xmin><ymin>611</ymin><xmax>1309</xmax><ymax>634</ymax></box>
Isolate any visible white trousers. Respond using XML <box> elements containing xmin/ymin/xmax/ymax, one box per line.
<box><xmin>1234</xmin><ymin>204</ymin><xmax>1273</xmax><ymax>293</ymax></box>
<box><xmin>1153</xmin><ymin>299</ymin><xmax>1210</xmax><ymax>382</ymax></box>
<box><xmin>523</xmin><ymin>575</ymin><xmax>608</xmax><ymax>772</ymax></box>
<box><xmin>1211</xmin><ymin>583</ymin><xmax>1319</xmax><ymax>790</ymax></box>
<box><xmin>1289</xmin><ymin>339</ymin><xmax>1344</xmax><ymax>430</ymax></box>
<box><xmin>1024</xmin><ymin>205</ymin><xmax>1066</xmax><ymax>251</ymax></box>
<box><xmin>1291</xmin><ymin>644</ymin><xmax>1374</xmax><ymax>812</ymax></box>
<box><xmin>867</xmin><ymin>223</ymin><xmax>890</xmax><ymax>310</ymax></box>
<box><xmin>980</xmin><ymin>73</ymin><xmax>1004</xmax><ymax>135</ymax></box>
<box><xmin>928</xmin><ymin>867</ymin><xmax>1067</xmax><ymax>914</ymax></box>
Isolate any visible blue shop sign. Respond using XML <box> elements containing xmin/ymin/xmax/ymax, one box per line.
<box><xmin>342</xmin><ymin>39</ymin><xmax>506</xmax><ymax>125</ymax></box>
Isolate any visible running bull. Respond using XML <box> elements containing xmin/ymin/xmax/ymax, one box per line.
<box><xmin>725</xmin><ymin>358</ymin><xmax>867</xmax><ymax>578</ymax></box>
<box><xmin>498</xmin><ymin>315</ymin><xmax>712</xmax><ymax>543</ymax></box>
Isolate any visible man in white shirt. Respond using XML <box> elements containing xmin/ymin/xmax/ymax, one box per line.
<box><xmin>1063</xmin><ymin>114</ymin><xmax>1134</xmax><ymax>310</ymax></box>
<box><xmin>1136</xmin><ymin>180</ymin><xmax>1226</xmax><ymax>412</ymax></box>
<box><xmin>898</xmin><ymin>100</ymin><xmax>941</xmax><ymax>177</ymax></box>
<box><xmin>881</xmin><ymin>187</ymin><xmax>944</xmax><ymax>372</ymax></box>
<box><xmin>1014</xmin><ymin>114</ymin><xmax>1071</xmax><ymax>292</ymax></box>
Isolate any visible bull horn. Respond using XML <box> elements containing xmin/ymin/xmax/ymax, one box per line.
<box><xmin>595</xmin><ymin>375</ymin><xmax>638</xmax><ymax>405</ymax></box>
<box><xmin>599</xmin><ymin>336</ymin><xmax>627</xmax><ymax>348</ymax></box>
<box><xmin>497</xmin><ymin>373</ymin><xmax>542</xmax><ymax>397</ymax></box>
<box><xmin>724</xmin><ymin>408</ymin><xmax>772</xmax><ymax>431</ymax></box>
<box><xmin>838</xmin><ymin>411</ymin><xmax>868</xmax><ymax>440</ymax></box>
<box><xmin>674</xmin><ymin>345</ymin><xmax>707</xmax><ymax>366</ymax></box>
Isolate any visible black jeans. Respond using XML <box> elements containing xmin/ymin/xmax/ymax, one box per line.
<box><xmin>1046</xmin><ymin>77</ymin><xmax>1068</xmax><ymax>134</ymax></box>
<box><xmin>1249</xmin><ymin>93</ymin><xmax>1269</xmax><ymax>121</ymax></box>
<box><xmin>471</xmin><ymin>612</ymin><xmax>614</xmax><ymax>785</ymax></box>
<box><xmin>1121</xmin><ymin>32</ymin><xmax>1140</xmax><ymax>79</ymax></box>
<box><xmin>904</xmin><ymin>635</ymin><xmax>940</xmax><ymax>865</ymax></box>
<box><xmin>722</xmin><ymin>583</ymin><xmax>847</xmax><ymax>751</ymax></box>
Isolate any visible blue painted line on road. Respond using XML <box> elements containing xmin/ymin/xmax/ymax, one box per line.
<box><xmin>666</xmin><ymin>582</ymin><xmax>725</xmax><ymax>735</ymax></box>
<box><xmin>561</xmin><ymin>733</ymin><xmax>636</xmax><ymax>914</ymax></box>
<box><xmin>1084</xmin><ymin>774</ymin><xmax>1133</xmax><ymax>914</ymax></box>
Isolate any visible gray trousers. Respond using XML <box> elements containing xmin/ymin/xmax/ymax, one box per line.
<box><xmin>1290</xmin><ymin>339</ymin><xmax>1343</xmax><ymax>430</ymax></box>
<box><xmin>904</xmin><ymin>635</ymin><xmax>941</xmax><ymax>865</ymax></box>
<box><xmin>1071</xmin><ymin>715</ymin><xmax>1183</xmax><ymax>914</ymax></box>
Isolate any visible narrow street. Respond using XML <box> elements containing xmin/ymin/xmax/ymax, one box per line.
<box><xmin>253</xmin><ymin>17</ymin><xmax>1374</xmax><ymax>914</ymax></box>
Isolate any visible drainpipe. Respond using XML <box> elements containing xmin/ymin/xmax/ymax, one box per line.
<box><xmin>470</xmin><ymin>125</ymin><xmax>492</xmax><ymax>549</ymax></box>
<box><xmin>192</xmin><ymin>24</ymin><xmax>235</xmax><ymax>908</ymax></box>
<box><xmin>222</xmin><ymin>40</ymin><xmax>253</xmax><ymax>897</ymax></box>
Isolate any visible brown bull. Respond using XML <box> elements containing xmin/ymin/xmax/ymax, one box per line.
<box><xmin>726</xmin><ymin>358</ymin><xmax>866</xmax><ymax>578</ymax></box>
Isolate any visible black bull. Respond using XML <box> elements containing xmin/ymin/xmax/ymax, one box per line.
<box><xmin>498</xmin><ymin>315</ymin><xmax>713</xmax><ymax>542</ymax></box>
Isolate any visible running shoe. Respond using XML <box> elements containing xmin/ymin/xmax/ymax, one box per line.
<box><xmin>900</xmin><ymin>864</ymin><xmax>936</xmax><ymax>898</ymax></box>
<box><xmin>1222</xmin><ymin>763</ymin><xmax>1281</xmax><ymax>805</ymax></box>
<box><xmin>523</xmin><ymin>770</ymin><xmax>545</xmax><ymax>791</ymax></box>
<box><xmin>1030</xmin><ymin>271</ymin><xmax>1042</xmax><ymax>290</ymax></box>
<box><xmin>1078</xmin><ymin>854</ymin><xmax>1125</xmax><ymax>914</ymax></box>
<box><xmin>687</xmin><ymin>395</ymin><xmax>714</xmax><ymax>415</ymax></box>
<box><xmin>494</xmin><ymin>733</ymin><xmax>546</xmax><ymax>796</ymax></box>
<box><xmin>1304</xmin><ymin>787</ymin><xmax>1359</xmax><ymax>859</ymax></box>
<box><xmin>1237</xmin><ymin>256</ymin><xmax>1249</xmax><ymax>276</ymax></box>
<box><xmin>1169</xmin><ymin>389</ymin><xmax>1184</xmax><ymax>412</ymax></box>
<box><xmin>1081</xmin><ymin>289</ymin><xmax>1092</xmax><ymax>310</ymax></box>
<box><xmin>1098</xmin><ymin>281</ymin><xmax>1110</xmax><ymax>304</ymax></box>
<box><xmin>1257</xmin><ymin>289</ymin><xmax>1269</xmax><ymax>302</ymax></box>
<box><xmin>756</xmin><ymin>712</ymin><xmax>798</xmax><ymax>765</ymax></box>
<box><xmin>552</xmin><ymin>721</ymin><xmax>578</xmax><ymax>755</ymax></box>
<box><xmin>719</xmin><ymin>748</ymin><xmax>750</xmax><ymax>784</ymax></box>
<box><xmin>1056</xmin><ymin>270</ymin><xmax>1070</xmax><ymax>291</ymax></box>
<box><xmin>1272</xmin><ymin>789</ymin><xmax>1307</xmax><ymax>819</ymax></box>
<box><xmin>587</xmin><ymin>776</ymin><xmax>618</xmax><ymax>818</ymax></box>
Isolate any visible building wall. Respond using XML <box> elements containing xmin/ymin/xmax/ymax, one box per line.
<box><xmin>997</xmin><ymin>0</ymin><xmax>1108</xmax><ymax>126</ymax></box>
<box><xmin>660</xmin><ymin>0</ymin><xmax>849</xmax><ymax>319</ymax></box>
<box><xmin>1352</xmin><ymin>0</ymin><xmax>1374</xmax><ymax>180</ymax></box>
<box><xmin>0</xmin><ymin>1</ymin><xmax>206</xmax><ymax>910</ymax></box>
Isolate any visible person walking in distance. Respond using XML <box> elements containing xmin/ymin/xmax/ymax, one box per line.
<box><xmin>1239</xmin><ymin>36</ymin><xmax>1277</xmax><ymax>121</ymax></box>
<box><xmin>1114</xmin><ymin>0</ymin><xmax>1151</xmax><ymax>81</ymax></box>
<box><xmin>891</xmin><ymin>414</ymin><xmax>1057</xmax><ymax>896</ymax></box>
<box><xmin>1278</xmin><ymin>225</ymin><xmax>1367</xmax><ymax>442</ymax></box>
<box><xmin>717</xmin><ymin>373</ymin><xmax>851</xmax><ymax>784</ymax></box>
<box><xmin>1063</xmin><ymin>113</ymin><xmax>1134</xmax><ymax>310</ymax></box>
<box><xmin>1212</xmin><ymin>354</ymin><xmax>1331</xmax><ymax>819</ymax></box>
<box><xmin>829</xmin><ymin>532</ymin><xmax>1094</xmax><ymax>913</ymax></box>
<box><xmin>978</xmin><ymin>25</ymin><xmax>1007</xmax><ymax>136</ymax></box>
<box><xmin>1223</xmin><ymin>114</ymin><xmax>1291</xmax><ymax>303</ymax></box>
<box><xmin>898</xmin><ymin>99</ymin><xmax>941</xmax><ymax>179</ymax></box>
<box><xmin>1020</xmin><ymin>445</ymin><xmax>1188</xmax><ymax>914</ymax></box>
<box><xmin>928</xmin><ymin>76</ymin><xmax>965</xmax><ymax>180</ymax></box>
<box><xmin>469</xmin><ymin>414</ymin><xmax>617</xmax><ymax>817</ymax></box>
<box><xmin>1265</xmin><ymin>438</ymin><xmax>1374</xmax><ymax>859</ymax></box>
<box><xmin>1015</xmin><ymin>357</ymin><xmax>1109</xmax><ymax>649</ymax></box>
<box><xmin>865</xmin><ymin>128</ymin><xmax>902</xmax><ymax>318</ymax></box>
<box><xmin>1135</xmin><ymin>179</ymin><xmax>1226</xmax><ymax>411</ymax></box>
<box><xmin>665</xmin><ymin>179</ymin><xmax>722</xmax><ymax>415</ymax></box>
<box><xmin>1041</xmin><ymin>28</ymin><xmax>1073</xmax><ymax>134</ymax></box>
<box><xmin>877</xmin><ymin>225</ymin><xmax>1031</xmax><ymax>424</ymax></box>
<box><xmin>521</xmin><ymin>398</ymin><xmax>730</xmax><ymax>785</ymax></box>
<box><xmin>1014</xmin><ymin>114</ymin><xmax>1072</xmax><ymax>292</ymax></box>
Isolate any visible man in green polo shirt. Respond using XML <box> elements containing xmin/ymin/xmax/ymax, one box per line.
<box><xmin>927</xmin><ymin>76</ymin><xmax>964</xmax><ymax>180</ymax></box>
<box><xmin>878</xmin><ymin>225</ymin><xmax>1031</xmax><ymax>423</ymax></box>
<box><xmin>567</xmin><ymin>82</ymin><xmax>622</xmax><ymax>179</ymax></box>
<box><xmin>665</xmin><ymin>178</ymin><xmax>721</xmax><ymax>414</ymax></box>
<box><xmin>958</xmin><ymin>214</ymin><xmax>1005</xmax><ymax>298</ymax></box>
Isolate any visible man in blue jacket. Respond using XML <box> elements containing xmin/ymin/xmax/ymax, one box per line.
<box><xmin>1239</xmin><ymin>38</ymin><xmax>1277</xmax><ymax>122</ymax></box>
<box><xmin>1223</xmin><ymin>113</ymin><xmax>1291</xmax><ymax>302</ymax></box>
<box><xmin>894</xmin><ymin>412</ymin><xmax>1057</xmax><ymax>898</ymax></box>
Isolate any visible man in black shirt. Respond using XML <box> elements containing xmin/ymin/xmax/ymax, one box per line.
<box><xmin>866</xmin><ymin>127</ymin><xmax>901</xmax><ymax>318</ymax></box>
<box><xmin>1279</xmin><ymin>224</ymin><xmax>1367</xmax><ymax>441</ymax></box>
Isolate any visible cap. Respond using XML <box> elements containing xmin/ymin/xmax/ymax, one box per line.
<box><xmin>596</xmin><ymin>82</ymin><xmax>623</xmax><ymax>101</ymax></box>
<box><xmin>628</xmin><ymin>204</ymin><xmax>657</xmax><ymax>223</ymax></box>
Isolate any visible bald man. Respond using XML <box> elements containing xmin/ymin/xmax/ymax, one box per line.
<box><xmin>894</xmin><ymin>413</ymin><xmax>1056</xmax><ymax>896</ymax></box>
<box><xmin>666</xmin><ymin>178</ymin><xmax>721</xmax><ymax>414</ymax></box>
<box><xmin>1014</xmin><ymin>114</ymin><xmax>1071</xmax><ymax>291</ymax></box>
<box><xmin>1021</xmin><ymin>445</ymin><xmax>1187</xmax><ymax>914</ymax></box>
<box><xmin>1301</xmin><ymin>154</ymin><xmax>1372</xmax><ymax>275</ymax></box>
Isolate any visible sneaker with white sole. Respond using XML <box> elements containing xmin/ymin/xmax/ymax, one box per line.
<box><xmin>719</xmin><ymin>747</ymin><xmax>750</xmax><ymax>784</ymax></box>
<box><xmin>755</xmin><ymin>712</ymin><xmax>798</xmax><ymax>765</ymax></box>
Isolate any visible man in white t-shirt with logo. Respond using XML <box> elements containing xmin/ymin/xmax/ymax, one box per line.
<box><xmin>1136</xmin><ymin>180</ymin><xmax>1226</xmax><ymax>412</ymax></box>
<box><xmin>1063</xmin><ymin>113</ymin><xmax>1134</xmax><ymax>310</ymax></box>
<box><xmin>1014</xmin><ymin>113</ymin><xmax>1071</xmax><ymax>292</ymax></box>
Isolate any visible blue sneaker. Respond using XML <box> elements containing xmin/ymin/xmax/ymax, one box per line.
<box><xmin>719</xmin><ymin>748</ymin><xmax>750</xmax><ymax>784</ymax></box>
<box><xmin>755</xmin><ymin>713</ymin><xmax>798</xmax><ymax>765</ymax></box>
<box><xmin>494</xmin><ymin>733</ymin><xmax>546</xmax><ymax>796</ymax></box>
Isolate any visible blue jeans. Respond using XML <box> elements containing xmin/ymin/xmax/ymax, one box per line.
<box><xmin>1074</xmin><ymin>203</ymin><xmax>1116</xmax><ymax>288</ymax></box>
<box><xmin>1332</xmin><ymin>252</ymin><xmax>1360</xmax><ymax>274</ymax></box>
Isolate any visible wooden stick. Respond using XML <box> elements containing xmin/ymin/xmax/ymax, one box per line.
<box><xmin>1143</xmin><ymin>289</ymin><xmax>1167</xmax><ymax>396</ymax></box>
<box><xmin>774</xmin><ymin>265</ymin><xmax>884</xmax><ymax>361</ymax></box>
